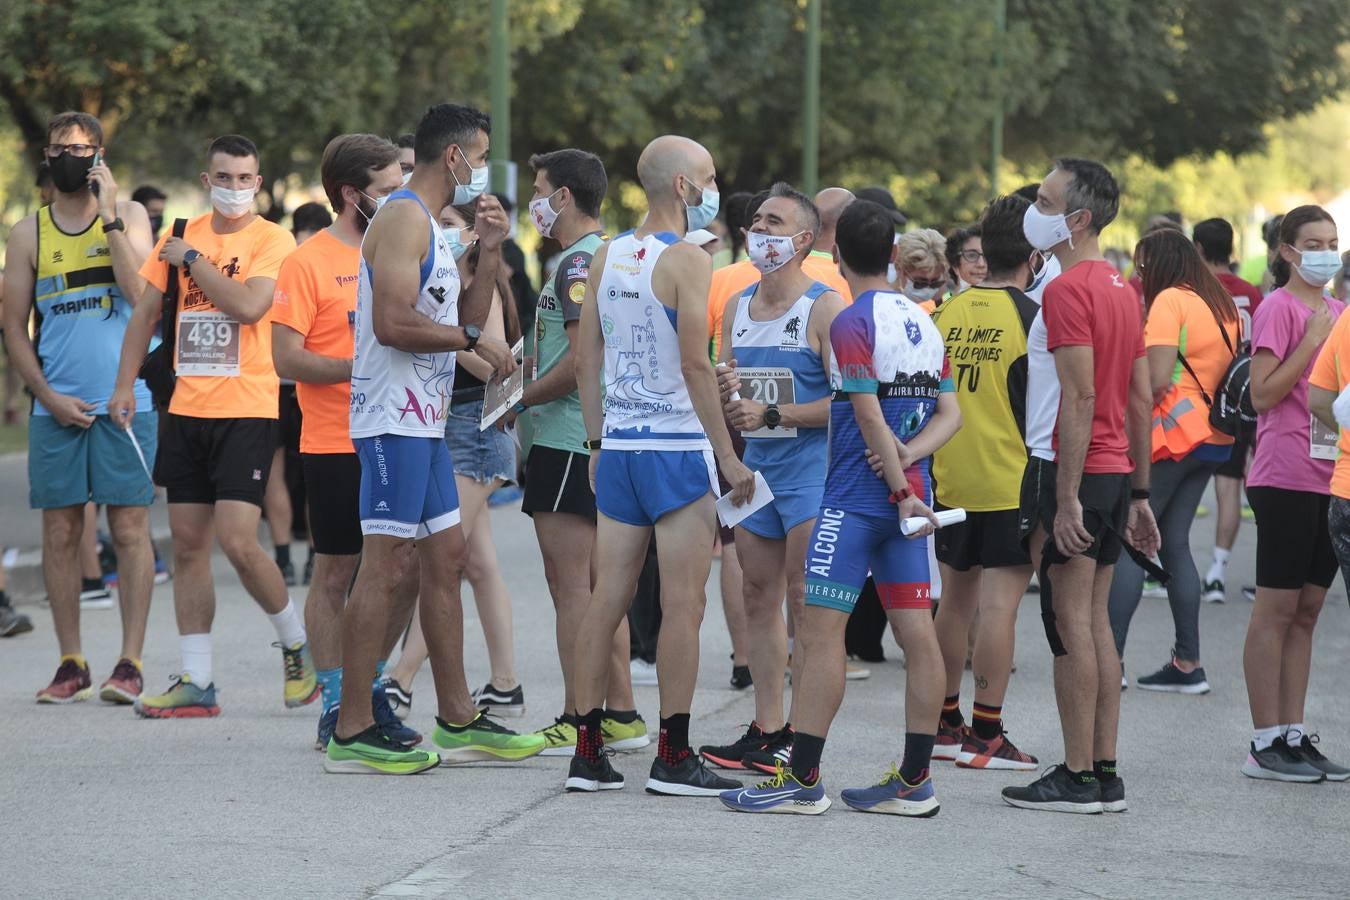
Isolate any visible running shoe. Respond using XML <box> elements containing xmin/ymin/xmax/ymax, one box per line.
<box><xmin>537</xmin><ymin>717</ymin><xmax>579</xmax><ymax>757</ymax></box>
<box><xmin>730</xmin><ymin>664</ymin><xmax>752</xmax><ymax>690</ymax></box>
<box><xmin>488</xmin><ymin>484</ymin><xmax>523</xmax><ymax>507</ymax></box>
<box><xmin>36</xmin><ymin>657</ymin><xmax>93</xmax><ymax>704</ymax></box>
<box><xmin>1202</xmin><ymin>579</ymin><xmax>1226</xmax><ymax>604</ymax></box>
<box><xmin>431</xmin><ymin>712</ymin><xmax>546</xmax><ymax>763</ymax></box>
<box><xmin>316</xmin><ymin>705</ymin><xmax>339</xmax><ymax>751</ymax></box>
<box><xmin>0</xmin><ymin>603</ymin><xmax>33</xmax><ymax>637</ymax></box>
<box><xmin>601</xmin><ymin>713</ymin><xmax>651</xmax><ymax>751</ymax></box>
<box><xmin>744</xmin><ymin>726</ymin><xmax>794</xmax><ymax>775</ymax></box>
<box><xmin>1291</xmin><ymin>734</ymin><xmax>1350</xmax><ymax>782</ymax></box>
<box><xmin>956</xmin><ymin>731</ymin><xmax>1038</xmax><ymax>770</ymax></box>
<box><xmin>1100</xmin><ymin>777</ymin><xmax>1127</xmax><ymax>813</ymax></box>
<box><xmin>700</xmin><ymin>723</ymin><xmax>767</xmax><ymax>770</ymax></box>
<box><xmin>1001</xmin><ymin>764</ymin><xmax>1103</xmax><ymax>814</ymax></box>
<box><xmin>472</xmin><ymin>681</ymin><xmax>526</xmax><ymax>717</ymax></box>
<box><xmin>845</xmin><ymin>662</ymin><xmax>871</xmax><ymax>681</ymax></box>
<box><xmin>381</xmin><ymin>677</ymin><xmax>412</xmax><ymax>720</ymax></box>
<box><xmin>1241</xmin><ymin>585</ymin><xmax>1256</xmax><ymax>602</ymax></box>
<box><xmin>79</xmin><ymin>578</ymin><xmax>113</xmax><ymax>610</ymax></box>
<box><xmin>1240</xmin><ymin>504</ymin><xmax>1254</xmax><ymax>521</ymax></box>
<box><xmin>324</xmin><ymin>725</ymin><xmax>440</xmax><ymax>775</ymax></box>
<box><xmin>1141</xmin><ymin>578</ymin><xmax>1167</xmax><ymax>599</ymax></box>
<box><xmin>565</xmin><ymin>749</ymin><xmax>624</xmax><ymax>792</ymax></box>
<box><xmin>276</xmin><ymin>641</ymin><xmax>320</xmax><ymax>708</ymax></box>
<box><xmin>279</xmin><ymin>560</ymin><xmax>298</xmax><ymax>587</ymax></box>
<box><xmin>373</xmin><ymin>687</ymin><xmax>422</xmax><ymax>746</ymax></box>
<box><xmin>720</xmin><ymin>763</ymin><xmax>831</xmax><ymax>815</ymax></box>
<box><xmin>1241</xmin><ymin>738</ymin><xmax>1325</xmax><ymax>782</ymax></box>
<box><xmin>840</xmin><ymin>764</ymin><xmax>940</xmax><ymax>817</ymax></box>
<box><xmin>98</xmin><ymin>658</ymin><xmax>143</xmax><ymax>704</ymax></box>
<box><xmin>629</xmin><ymin>657</ymin><xmax>658</xmax><ymax>686</ymax></box>
<box><xmin>153</xmin><ymin>553</ymin><xmax>171</xmax><ymax>585</ymax></box>
<box><xmin>1136</xmin><ymin>659</ymin><xmax>1210</xmax><ymax>694</ymax></box>
<box><xmin>933</xmin><ymin>718</ymin><xmax>966</xmax><ymax>761</ymax></box>
<box><xmin>134</xmin><ymin>673</ymin><xmax>220</xmax><ymax>718</ymax></box>
<box><xmin>646</xmin><ymin>752</ymin><xmax>741</xmax><ymax>796</ymax></box>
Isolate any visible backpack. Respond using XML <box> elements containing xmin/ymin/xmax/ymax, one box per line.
<box><xmin>1176</xmin><ymin>306</ymin><xmax>1255</xmax><ymax>445</ymax></box>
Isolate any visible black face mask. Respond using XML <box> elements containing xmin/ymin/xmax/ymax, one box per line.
<box><xmin>148</xmin><ymin>215</ymin><xmax>164</xmax><ymax>236</ymax></box>
<box><xmin>49</xmin><ymin>151</ymin><xmax>95</xmax><ymax>195</ymax></box>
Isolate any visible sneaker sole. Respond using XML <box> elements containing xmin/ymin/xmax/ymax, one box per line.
<box><xmin>699</xmin><ymin>752</ymin><xmax>748</xmax><ymax>770</ymax></box>
<box><xmin>1136</xmin><ymin>681</ymin><xmax>1210</xmax><ymax>695</ymax></box>
<box><xmin>605</xmin><ymin>734</ymin><xmax>651</xmax><ymax>752</ymax></box>
<box><xmin>1102</xmin><ymin>799</ymin><xmax>1128</xmax><ymax>812</ymax></box>
<box><xmin>323</xmin><ymin>755</ymin><xmax>440</xmax><ymax>775</ymax></box>
<box><xmin>285</xmin><ymin>684</ymin><xmax>322</xmax><ymax>709</ymax></box>
<box><xmin>134</xmin><ymin>703</ymin><xmax>221</xmax><ymax>718</ymax></box>
<box><xmin>841</xmin><ymin>795</ymin><xmax>940</xmax><ymax>817</ymax></box>
<box><xmin>931</xmin><ymin>745</ymin><xmax>962</xmax><ymax>762</ymax></box>
<box><xmin>99</xmin><ymin>685</ymin><xmax>140</xmax><ymax>704</ymax></box>
<box><xmin>477</xmin><ymin>703</ymin><xmax>526</xmax><ymax>718</ymax></box>
<box><xmin>435</xmin><ymin>742</ymin><xmax>547</xmax><ymax>764</ymax></box>
<box><xmin>1001</xmin><ymin>796</ymin><xmax>1103</xmax><ymax>814</ymax></box>
<box><xmin>1240</xmin><ymin>759</ymin><xmax>1324</xmax><ymax>783</ymax></box>
<box><xmin>79</xmin><ymin>600</ymin><xmax>115</xmax><ymax>610</ymax></box>
<box><xmin>955</xmin><ymin>752</ymin><xmax>1038</xmax><ymax>771</ymax></box>
<box><xmin>644</xmin><ymin>778</ymin><xmax>737</xmax><ymax>797</ymax></box>
<box><xmin>539</xmin><ymin>745</ymin><xmax>577</xmax><ymax>757</ymax></box>
<box><xmin>1203</xmin><ymin>594</ymin><xmax>1225</xmax><ymax>604</ymax></box>
<box><xmin>721</xmin><ymin>795</ymin><xmax>832</xmax><ymax>815</ymax></box>
<box><xmin>36</xmin><ymin>686</ymin><xmax>94</xmax><ymax>704</ymax></box>
<box><xmin>0</xmin><ymin>620</ymin><xmax>34</xmax><ymax>637</ymax></box>
<box><xmin>844</xmin><ymin>671</ymin><xmax>871</xmax><ymax>681</ymax></box>
<box><xmin>565</xmin><ymin>776</ymin><xmax>624</xmax><ymax>792</ymax></box>
<box><xmin>746</xmin><ymin>758</ymin><xmax>790</xmax><ymax>775</ymax></box>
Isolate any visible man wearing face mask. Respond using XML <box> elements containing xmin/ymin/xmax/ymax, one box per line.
<box><xmin>111</xmin><ymin>134</ymin><xmax>313</xmax><ymax>718</ymax></box>
<box><xmin>132</xmin><ymin>186</ymin><xmax>167</xmax><ymax>241</ymax></box>
<box><xmin>1004</xmin><ymin>158</ymin><xmax>1161</xmax><ymax>815</ymax></box>
<box><xmin>3</xmin><ymin>111</ymin><xmax>157</xmax><ymax>705</ymax></box>
<box><xmin>270</xmin><ymin>134</ymin><xmax>421</xmax><ymax>752</ymax></box>
<box><xmin>699</xmin><ymin>183</ymin><xmax>845</xmax><ymax>776</ymax></box>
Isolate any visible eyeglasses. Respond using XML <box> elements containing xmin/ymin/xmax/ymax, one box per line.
<box><xmin>44</xmin><ymin>143</ymin><xmax>98</xmax><ymax>158</ymax></box>
<box><xmin>959</xmin><ymin>249</ymin><xmax>985</xmax><ymax>264</ymax></box>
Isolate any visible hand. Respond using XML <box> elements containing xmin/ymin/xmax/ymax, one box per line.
<box><xmin>159</xmin><ymin>237</ymin><xmax>195</xmax><ymax>268</ymax></box>
<box><xmin>1303</xmin><ymin>304</ymin><xmax>1335</xmax><ymax>346</ymax></box>
<box><xmin>472</xmin><ymin>335</ymin><xmax>518</xmax><ymax>378</ymax></box>
<box><xmin>588</xmin><ymin>449</ymin><xmax>600</xmax><ymax>494</ymax></box>
<box><xmin>864</xmin><ymin>436</ymin><xmax>913</xmax><ymax>478</ymax></box>
<box><xmin>474</xmin><ymin>194</ymin><xmax>509</xmax><ymax>251</ymax></box>
<box><xmin>727</xmin><ymin>398</ymin><xmax>766</xmax><ymax>431</ymax></box>
<box><xmin>88</xmin><ymin>160</ymin><xmax>118</xmax><ymax>219</ymax></box>
<box><xmin>1052</xmin><ymin>496</ymin><xmax>1093</xmax><ymax>557</ymax></box>
<box><xmin>897</xmin><ymin>494</ymin><xmax>939</xmax><ymax>538</ymax></box>
<box><xmin>716</xmin><ymin>360</ymin><xmax>741</xmax><ymax>401</ymax></box>
<box><xmin>1126</xmin><ymin>499</ymin><xmax>1161</xmax><ymax>557</ymax></box>
<box><xmin>44</xmin><ymin>391</ymin><xmax>96</xmax><ymax>429</ymax></box>
<box><xmin>109</xmin><ymin>385</ymin><xmax>137</xmax><ymax>427</ymax></box>
<box><xmin>721</xmin><ymin>457</ymin><xmax>756</xmax><ymax>506</ymax></box>
<box><xmin>496</xmin><ymin>406</ymin><xmax>519</xmax><ymax>433</ymax></box>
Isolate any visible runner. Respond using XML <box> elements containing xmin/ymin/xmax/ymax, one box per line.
<box><xmin>2</xmin><ymin>111</ymin><xmax>157</xmax><ymax>704</ymax></box>
<box><xmin>505</xmin><ymin>148</ymin><xmax>648</xmax><ymax>756</ymax></box>
<box><xmin>699</xmin><ymin>183</ymin><xmax>845</xmax><ymax>774</ymax></box>
<box><xmin>111</xmin><ymin>134</ymin><xmax>314</xmax><ymax>717</ymax></box>
<box><xmin>564</xmin><ymin>134</ymin><xmax>754</xmax><ymax>796</ymax></box>
<box><xmin>325</xmin><ymin>103</ymin><xmax>539</xmax><ymax>775</ymax></box>
<box><xmin>928</xmin><ymin>194</ymin><xmax>1040</xmax><ymax>770</ymax></box>
<box><xmin>1002</xmin><ymin>158</ymin><xmax>1159</xmax><ymax>814</ymax></box>
<box><xmin>1241</xmin><ymin>205</ymin><xmax>1346</xmax><ymax>782</ymax></box>
<box><xmin>271</xmin><ymin>133</ymin><xmax>421</xmax><ymax>750</ymax></box>
<box><xmin>895</xmin><ymin>229</ymin><xmax>948</xmax><ymax>314</ymax></box>
<box><xmin>721</xmin><ymin>198</ymin><xmax>960</xmax><ymax>815</ymax></box>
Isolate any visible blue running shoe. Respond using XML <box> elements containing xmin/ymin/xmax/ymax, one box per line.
<box><xmin>719</xmin><ymin>764</ymin><xmax>831</xmax><ymax>815</ymax></box>
<box><xmin>840</xmin><ymin>764</ymin><xmax>940</xmax><ymax>817</ymax></box>
<box><xmin>373</xmin><ymin>687</ymin><xmax>422</xmax><ymax>747</ymax></box>
<box><xmin>316</xmin><ymin>705</ymin><xmax>339</xmax><ymax>751</ymax></box>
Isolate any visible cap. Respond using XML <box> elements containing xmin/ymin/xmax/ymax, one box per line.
<box><xmin>854</xmin><ymin>187</ymin><xmax>906</xmax><ymax>226</ymax></box>
<box><xmin>684</xmin><ymin>229</ymin><xmax>718</xmax><ymax>247</ymax></box>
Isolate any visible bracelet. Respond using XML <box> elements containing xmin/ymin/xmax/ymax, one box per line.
<box><xmin>1131</xmin><ymin>488</ymin><xmax>1150</xmax><ymax>500</ymax></box>
<box><xmin>887</xmin><ymin>484</ymin><xmax>913</xmax><ymax>504</ymax></box>
<box><xmin>512</xmin><ymin>401</ymin><xmax>527</xmax><ymax>414</ymax></box>
<box><xmin>583</xmin><ymin>438</ymin><xmax>602</xmax><ymax>451</ymax></box>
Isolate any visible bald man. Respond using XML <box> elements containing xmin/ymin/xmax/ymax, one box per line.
<box><xmin>566</xmin><ymin>135</ymin><xmax>755</xmax><ymax>796</ymax></box>
<box><xmin>804</xmin><ymin>188</ymin><xmax>854</xmax><ymax>301</ymax></box>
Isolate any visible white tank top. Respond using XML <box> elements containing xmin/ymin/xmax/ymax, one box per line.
<box><xmin>349</xmin><ymin>190</ymin><xmax>462</xmax><ymax>440</ymax></box>
<box><xmin>596</xmin><ymin>230</ymin><xmax>709</xmax><ymax>451</ymax></box>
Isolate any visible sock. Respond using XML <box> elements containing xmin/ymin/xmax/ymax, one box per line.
<box><xmin>603</xmin><ymin>708</ymin><xmax>639</xmax><ymax>724</ymax></box>
<box><xmin>1069</xmin><ymin>768</ymin><xmax>1098</xmax><ymax>785</ymax></box>
<box><xmin>971</xmin><ymin>701</ymin><xmax>1003</xmax><ymax>740</ymax></box>
<box><xmin>1205</xmin><ymin>547</ymin><xmax>1230</xmax><ymax>585</ymax></box>
<box><xmin>82</xmin><ymin>576</ymin><xmax>103</xmax><ymax>591</ymax></box>
<box><xmin>60</xmin><ymin>652</ymin><xmax>88</xmax><ymax>669</ymax></box>
<box><xmin>0</xmin><ymin>589</ymin><xmax>10</xmax><ymax>607</ymax></box>
<box><xmin>275</xmin><ymin>543</ymin><xmax>291</xmax><ymax>568</ymax></box>
<box><xmin>1252</xmin><ymin>725</ymin><xmax>1283</xmax><ymax>751</ymax></box>
<box><xmin>576</xmin><ymin>707</ymin><xmax>604</xmax><ymax>762</ymax></box>
<box><xmin>657</xmin><ymin>713</ymin><xmax>691</xmax><ymax>764</ymax></box>
<box><xmin>559</xmin><ymin>711</ymin><xmax>579</xmax><ymax>726</ymax></box>
<box><xmin>180</xmin><ymin>633</ymin><xmax>212</xmax><ymax>685</ymax></box>
<box><xmin>372</xmin><ymin>658</ymin><xmax>386</xmax><ymax>690</ymax></box>
<box><xmin>790</xmin><ymin>731</ymin><xmax>826</xmax><ymax>784</ymax></box>
<box><xmin>125</xmin><ymin>657</ymin><xmax>143</xmax><ymax>671</ymax></box>
<box><xmin>941</xmin><ymin>693</ymin><xmax>963</xmax><ymax>727</ymax></box>
<box><xmin>317</xmin><ymin>667</ymin><xmax>342</xmax><ymax>713</ymax></box>
<box><xmin>1284</xmin><ymin>723</ymin><xmax>1306</xmax><ymax>746</ymax></box>
<box><xmin>266</xmin><ymin>599</ymin><xmax>306</xmax><ymax>648</ymax></box>
<box><xmin>1094</xmin><ymin>759</ymin><xmax>1118</xmax><ymax>782</ymax></box>
<box><xmin>899</xmin><ymin>731</ymin><xmax>936</xmax><ymax>784</ymax></box>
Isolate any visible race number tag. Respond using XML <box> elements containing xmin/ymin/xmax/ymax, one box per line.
<box><xmin>176</xmin><ymin>310</ymin><xmax>241</xmax><ymax>377</ymax></box>
<box><xmin>738</xmin><ymin>366</ymin><xmax>796</xmax><ymax>438</ymax></box>
<box><xmin>1310</xmin><ymin>413</ymin><xmax>1339</xmax><ymax>460</ymax></box>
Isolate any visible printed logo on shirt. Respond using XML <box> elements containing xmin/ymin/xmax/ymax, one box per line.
<box><xmin>783</xmin><ymin>316</ymin><xmax>802</xmax><ymax>343</ymax></box>
<box><xmin>252</xmin><ymin>469</ymin><xmax>262</xmax><ymax>481</ymax></box>
<box><xmin>905</xmin><ymin>319</ymin><xmax>922</xmax><ymax>346</ymax></box>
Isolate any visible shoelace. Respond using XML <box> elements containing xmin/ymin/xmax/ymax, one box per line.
<box><xmin>274</xmin><ymin>642</ymin><xmax>305</xmax><ymax>681</ymax></box>
<box><xmin>542</xmin><ymin>718</ymin><xmax>573</xmax><ymax>743</ymax></box>
<box><xmin>876</xmin><ymin>764</ymin><xmax>904</xmax><ymax>787</ymax></box>
<box><xmin>754</xmin><ymin>762</ymin><xmax>793</xmax><ymax>791</ymax></box>
<box><xmin>468</xmin><ymin>711</ymin><xmax>517</xmax><ymax>735</ymax></box>
<box><xmin>1300</xmin><ymin>733</ymin><xmax>1327</xmax><ymax>761</ymax></box>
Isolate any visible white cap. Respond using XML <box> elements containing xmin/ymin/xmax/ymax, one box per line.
<box><xmin>684</xmin><ymin>229</ymin><xmax>718</xmax><ymax>247</ymax></box>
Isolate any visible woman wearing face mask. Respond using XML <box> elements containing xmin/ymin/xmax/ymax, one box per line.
<box><xmin>1106</xmin><ymin>229</ymin><xmax>1239</xmax><ymax>696</ymax></box>
<box><xmin>944</xmin><ymin>227</ymin><xmax>986</xmax><ymax>298</ymax></box>
<box><xmin>385</xmin><ymin>204</ymin><xmax>528</xmax><ymax>718</ymax></box>
<box><xmin>895</xmin><ymin>228</ymin><xmax>949</xmax><ymax>315</ymax></box>
<box><xmin>1240</xmin><ymin>205</ymin><xmax>1348</xmax><ymax>783</ymax></box>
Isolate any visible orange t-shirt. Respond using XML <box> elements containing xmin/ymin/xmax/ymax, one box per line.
<box><xmin>707</xmin><ymin>252</ymin><xmax>851</xmax><ymax>359</ymax></box>
<box><xmin>1309</xmin><ymin>308</ymin><xmax>1350</xmax><ymax>498</ymax></box>
<box><xmin>271</xmin><ymin>230</ymin><xmax>359</xmax><ymax>454</ymax></box>
<box><xmin>140</xmin><ymin>214</ymin><xmax>296</xmax><ymax>419</ymax></box>
<box><xmin>802</xmin><ymin>251</ymin><xmax>852</xmax><ymax>304</ymax></box>
<box><xmin>1145</xmin><ymin>286</ymin><xmax>1239</xmax><ymax>445</ymax></box>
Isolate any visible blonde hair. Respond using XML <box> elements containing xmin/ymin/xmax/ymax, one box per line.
<box><xmin>896</xmin><ymin>228</ymin><xmax>947</xmax><ymax>277</ymax></box>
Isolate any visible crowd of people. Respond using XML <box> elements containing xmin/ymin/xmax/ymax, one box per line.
<box><xmin>3</xmin><ymin>102</ymin><xmax>1350</xmax><ymax>817</ymax></box>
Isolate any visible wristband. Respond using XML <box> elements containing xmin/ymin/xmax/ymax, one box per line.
<box><xmin>1131</xmin><ymin>488</ymin><xmax>1150</xmax><ymax>500</ymax></box>
<box><xmin>512</xmin><ymin>401</ymin><xmax>527</xmax><ymax>415</ymax></box>
<box><xmin>887</xmin><ymin>485</ymin><xmax>913</xmax><ymax>504</ymax></box>
<box><xmin>583</xmin><ymin>438</ymin><xmax>602</xmax><ymax>451</ymax></box>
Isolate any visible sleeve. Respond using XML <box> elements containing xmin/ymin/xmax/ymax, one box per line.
<box><xmin>938</xmin><ymin>356</ymin><xmax>955</xmax><ymax>393</ymax></box>
<box><xmin>1043</xmin><ymin>279</ymin><xmax>1092</xmax><ymax>351</ymax></box>
<box><xmin>247</xmin><ymin>227</ymin><xmax>298</xmax><ymax>281</ymax></box>
<box><xmin>1310</xmin><ymin>312</ymin><xmax>1350</xmax><ymax>392</ymax></box>
<box><xmin>830</xmin><ymin>310</ymin><xmax>878</xmax><ymax>394</ymax></box>
<box><xmin>138</xmin><ymin>231</ymin><xmax>172</xmax><ymax>293</ymax></box>
<box><xmin>1144</xmin><ymin>288</ymin><xmax>1185</xmax><ymax>347</ymax></box>
<box><xmin>554</xmin><ymin>248</ymin><xmax>593</xmax><ymax>326</ymax></box>
<box><xmin>1250</xmin><ymin>295</ymin><xmax>1291</xmax><ymax>360</ymax></box>
<box><xmin>270</xmin><ymin>255</ymin><xmax>315</xmax><ymax>337</ymax></box>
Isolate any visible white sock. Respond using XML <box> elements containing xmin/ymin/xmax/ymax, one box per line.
<box><xmin>1206</xmin><ymin>548</ymin><xmax>1230</xmax><ymax>585</ymax></box>
<box><xmin>787</xmin><ymin>637</ymin><xmax>795</xmax><ymax>654</ymax></box>
<box><xmin>1285</xmin><ymin>723</ymin><xmax>1306</xmax><ymax>746</ymax></box>
<box><xmin>267</xmin><ymin>599</ymin><xmax>306</xmax><ymax>648</ymax></box>
<box><xmin>180</xmin><ymin>633</ymin><xmax>212</xmax><ymax>686</ymax></box>
<box><xmin>1252</xmin><ymin>725</ymin><xmax>1283</xmax><ymax>751</ymax></box>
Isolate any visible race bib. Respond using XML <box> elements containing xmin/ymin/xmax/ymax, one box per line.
<box><xmin>176</xmin><ymin>310</ymin><xmax>241</xmax><ymax>377</ymax></box>
<box><xmin>1310</xmin><ymin>413</ymin><xmax>1339</xmax><ymax>460</ymax></box>
<box><xmin>739</xmin><ymin>366</ymin><xmax>797</xmax><ymax>438</ymax></box>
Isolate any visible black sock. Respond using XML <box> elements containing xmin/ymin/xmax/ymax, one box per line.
<box><xmin>658</xmin><ymin>713</ymin><xmax>690</xmax><ymax>763</ymax></box>
<box><xmin>971</xmin><ymin>702</ymin><xmax>1003</xmax><ymax>740</ymax></box>
<box><xmin>790</xmin><ymin>731</ymin><xmax>826</xmax><ymax>783</ymax></box>
<box><xmin>1069</xmin><ymin>768</ymin><xmax>1098</xmax><ymax>785</ymax></box>
<box><xmin>940</xmin><ymin>693</ymin><xmax>963</xmax><ymax>727</ymax></box>
<box><xmin>275</xmin><ymin>544</ymin><xmax>291</xmax><ymax>568</ymax></box>
<box><xmin>603</xmin><ymin>708</ymin><xmax>639</xmax><ymax>724</ymax></box>
<box><xmin>576</xmin><ymin>707</ymin><xmax>604</xmax><ymax>762</ymax></box>
<box><xmin>81</xmin><ymin>576</ymin><xmax>103</xmax><ymax>591</ymax></box>
<box><xmin>0</xmin><ymin>590</ymin><xmax>9</xmax><ymax>608</ymax></box>
<box><xmin>899</xmin><ymin>731</ymin><xmax>936</xmax><ymax>784</ymax></box>
<box><xmin>1094</xmin><ymin>759</ymin><xmax>1118</xmax><ymax>782</ymax></box>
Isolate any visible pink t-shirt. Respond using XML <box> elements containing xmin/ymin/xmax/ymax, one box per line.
<box><xmin>1246</xmin><ymin>287</ymin><xmax>1346</xmax><ymax>494</ymax></box>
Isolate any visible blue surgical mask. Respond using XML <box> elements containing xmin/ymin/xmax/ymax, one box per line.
<box><xmin>450</xmin><ymin>148</ymin><xmax>490</xmax><ymax>205</ymax></box>
<box><xmin>1289</xmin><ymin>246</ymin><xmax>1342</xmax><ymax>287</ymax></box>
<box><xmin>443</xmin><ymin>227</ymin><xmax>471</xmax><ymax>261</ymax></box>
<box><xmin>683</xmin><ymin>176</ymin><xmax>719</xmax><ymax>232</ymax></box>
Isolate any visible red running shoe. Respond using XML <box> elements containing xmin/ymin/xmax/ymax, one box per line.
<box><xmin>99</xmin><ymin>658</ymin><xmax>144</xmax><ymax>704</ymax></box>
<box><xmin>36</xmin><ymin>658</ymin><xmax>93</xmax><ymax>704</ymax></box>
<box><xmin>956</xmin><ymin>731</ymin><xmax>1038</xmax><ymax>770</ymax></box>
<box><xmin>933</xmin><ymin>719</ymin><xmax>966</xmax><ymax>761</ymax></box>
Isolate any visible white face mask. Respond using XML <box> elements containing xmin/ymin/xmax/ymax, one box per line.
<box><xmin>400</xmin><ymin>171</ymin><xmax>413</xmax><ymax>186</ymax></box>
<box><xmin>746</xmin><ymin>230</ymin><xmax>803</xmax><ymax>275</ymax></box>
<box><xmin>1289</xmin><ymin>246</ymin><xmax>1342</xmax><ymax>287</ymax></box>
<box><xmin>443</xmin><ymin>227</ymin><xmax>471</xmax><ymax>261</ymax></box>
<box><xmin>904</xmin><ymin>279</ymin><xmax>941</xmax><ymax>302</ymax></box>
<box><xmin>210</xmin><ymin>184</ymin><xmax>257</xmax><ymax>219</ymax></box>
<box><xmin>530</xmin><ymin>188</ymin><xmax>565</xmax><ymax>239</ymax></box>
<box><xmin>1023</xmin><ymin>203</ymin><xmax>1083</xmax><ymax>252</ymax></box>
<box><xmin>450</xmin><ymin>147</ymin><xmax>490</xmax><ymax>205</ymax></box>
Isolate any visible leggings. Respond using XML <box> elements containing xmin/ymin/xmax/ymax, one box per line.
<box><xmin>1108</xmin><ymin>452</ymin><xmax>1220</xmax><ymax>662</ymax></box>
<box><xmin>1329</xmin><ymin>497</ymin><xmax>1350</xmax><ymax>605</ymax></box>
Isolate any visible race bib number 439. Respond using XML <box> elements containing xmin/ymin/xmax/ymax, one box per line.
<box><xmin>177</xmin><ymin>310</ymin><xmax>241</xmax><ymax>377</ymax></box>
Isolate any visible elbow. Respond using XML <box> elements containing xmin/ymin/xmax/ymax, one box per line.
<box><xmin>680</xmin><ymin>358</ymin><xmax>711</xmax><ymax>380</ymax></box>
<box><xmin>272</xmin><ymin>353</ymin><xmax>295</xmax><ymax>382</ymax></box>
<box><xmin>1250</xmin><ymin>388</ymin><xmax>1274</xmax><ymax>415</ymax></box>
<box><xmin>236</xmin><ymin>305</ymin><xmax>268</xmax><ymax>326</ymax></box>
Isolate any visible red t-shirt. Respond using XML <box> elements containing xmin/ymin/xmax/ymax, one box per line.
<box><xmin>1216</xmin><ymin>271</ymin><xmax>1263</xmax><ymax>344</ymax></box>
<box><xmin>1045</xmin><ymin>259</ymin><xmax>1145</xmax><ymax>475</ymax></box>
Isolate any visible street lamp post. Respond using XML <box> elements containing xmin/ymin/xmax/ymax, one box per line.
<box><xmin>802</xmin><ymin>0</ymin><xmax>821</xmax><ymax>195</ymax></box>
<box><xmin>489</xmin><ymin>0</ymin><xmax>510</xmax><ymax>195</ymax></box>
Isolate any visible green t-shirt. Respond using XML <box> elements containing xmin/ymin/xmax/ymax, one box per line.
<box><xmin>529</xmin><ymin>231</ymin><xmax>604</xmax><ymax>452</ymax></box>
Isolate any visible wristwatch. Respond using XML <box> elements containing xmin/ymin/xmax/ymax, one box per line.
<box><xmin>181</xmin><ymin>249</ymin><xmax>202</xmax><ymax>274</ymax></box>
<box><xmin>584</xmin><ymin>438</ymin><xmax>602</xmax><ymax>451</ymax></box>
<box><xmin>462</xmin><ymin>324</ymin><xmax>481</xmax><ymax>351</ymax></box>
<box><xmin>764</xmin><ymin>404</ymin><xmax>782</xmax><ymax>429</ymax></box>
<box><xmin>102</xmin><ymin>217</ymin><xmax>125</xmax><ymax>233</ymax></box>
<box><xmin>512</xmin><ymin>401</ymin><xmax>527</xmax><ymax>415</ymax></box>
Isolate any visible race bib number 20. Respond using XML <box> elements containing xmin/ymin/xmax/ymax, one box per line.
<box><xmin>177</xmin><ymin>310</ymin><xmax>241</xmax><ymax>377</ymax></box>
<box><xmin>738</xmin><ymin>366</ymin><xmax>797</xmax><ymax>438</ymax></box>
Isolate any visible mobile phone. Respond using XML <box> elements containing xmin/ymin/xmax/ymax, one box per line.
<box><xmin>89</xmin><ymin>150</ymin><xmax>102</xmax><ymax>196</ymax></box>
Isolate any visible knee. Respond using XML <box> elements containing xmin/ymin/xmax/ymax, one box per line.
<box><xmin>215</xmin><ymin>527</ymin><xmax>259</xmax><ymax>568</ymax></box>
<box><xmin>108</xmin><ymin>512</ymin><xmax>149</xmax><ymax>552</ymax></box>
<box><xmin>1291</xmin><ymin>598</ymin><xmax>1325</xmax><ymax>631</ymax></box>
<box><xmin>43</xmin><ymin>511</ymin><xmax>81</xmax><ymax>551</ymax></box>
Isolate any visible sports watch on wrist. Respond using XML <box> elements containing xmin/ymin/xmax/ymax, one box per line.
<box><xmin>181</xmin><ymin>249</ymin><xmax>202</xmax><ymax>274</ymax></box>
<box><xmin>101</xmin><ymin>217</ymin><xmax>125</xmax><ymax>233</ymax></box>
<box><xmin>764</xmin><ymin>404</ymin><xmax>782</xmax><ymax>430</ymax></box>
<box><xmin>462</xmin><ymin>324</ymin><xmax>481</xmax><ymax>351</ymax></box>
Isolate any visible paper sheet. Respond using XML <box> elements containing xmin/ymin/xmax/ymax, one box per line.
<box><xmin>715</xmin><ymin>471</ymin><xmax>774</xmax><ymax>528</ymax></box>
